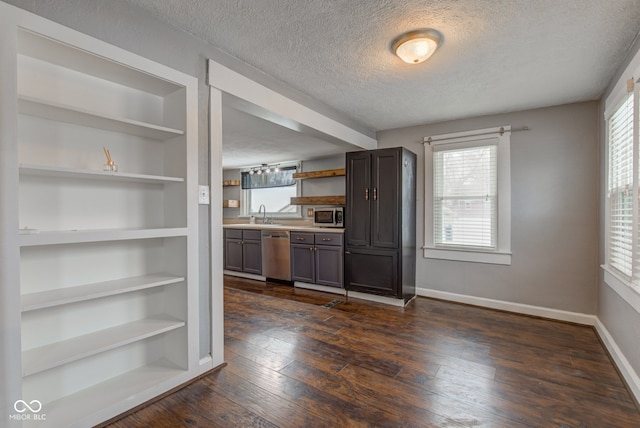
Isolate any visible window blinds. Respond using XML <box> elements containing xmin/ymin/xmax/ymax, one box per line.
<box><xmin>607</xmin><ymin>93</ymin><xmax>634</xmax><ymax>278</ymax></box>
<box><xmin>433</xmin><ymin>143</ymin><xmax>497</xmax><ymax>249</ymax></box>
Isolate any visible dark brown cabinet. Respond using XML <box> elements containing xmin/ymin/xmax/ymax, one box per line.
<box><xmin>291</xmin><ymin>232</ymin><xmax>344</xmax><ymax>288</ymax></box>
<box><xmin>345</xmin><ymin>147</ymin><xmax>416</xmax><ymax>302</ymax></box>
<box><xmin>224</xmin><ymin>229</ymin><xmax>262</xmax><ymax>275</ymax></box>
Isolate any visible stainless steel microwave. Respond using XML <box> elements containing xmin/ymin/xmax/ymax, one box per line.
<box><xmin>313</xmin><ymin>207</ymin><xmax>344</xmax><ymax>228</ymax></box>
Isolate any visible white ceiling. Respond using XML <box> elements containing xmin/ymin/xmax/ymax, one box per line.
<box><xmin>123</xmin><ymin>0</ymin><xmax>640</xmax><ymax>167</ymax></box>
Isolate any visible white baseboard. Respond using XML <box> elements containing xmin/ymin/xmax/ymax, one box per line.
<box><xmin>198</xmin><ymin>355</ymin><xmax>214</xmax><ymax>374</ymax></box>
<box><xmin>348</xmin><ymin>290</ymin><xmax>410</xmax><ymax>307</ymax></box>
<box><xmin>294</xmin><ymin>281</ymin><xmax>346</xmax><ymax>295</ymax></box>
<box><xmin>416</xmin><ymin>286</ymin><xmax>597</xmax><ymax>325</ymax></box>
<box><xmin>223</xmin><ymin>270</ymin><xmax>266</xmax><ymax>281</ymax></box>
<box><xmin>293</xmin><ymin>282</ymin><xmax>412</xmax><ymax>307</ymax></box>
<box><xmin>417</xmin><ymin>286</ymin><xmax>640</xmax><ymax>404</ymax></box>
<box><xmin>594</xmin><ymin>319</ymin><xmax>640</xmax><ymax>404</ymax></box>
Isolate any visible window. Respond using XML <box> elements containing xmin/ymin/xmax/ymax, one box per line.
<box><xmin>601</xmin><ymin>42</ymin><xmax>640</xmax><ymax>313</ymax></box>
<box><xmin>434</xmin><ymin>143</ymin><xmax>497</xmax><ymax>248</ymax></box>
<box><xmin>606</xmin><ymin>93</ymin><xmax>634</xmax><ymax>279</ymax></box>
<box><xmin>424</xmin><ymin>126</ymin><xmax>511</xmax><ymax>265</ymax></box>
<box><xmin>604</xmin><ymin>81</ymin><xmax>640</xmax><ymax>296</ymax></box>
<box><xmin>240</xmin><ymin>164</ymin><xmax>301</xmax><ymax>218</ymax></box>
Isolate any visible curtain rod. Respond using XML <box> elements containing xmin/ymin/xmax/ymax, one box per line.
<box><xmin>425</xmin><ymin>126</ymin><xmax>530</xmax><ymax>145</ymax></box>
<box><xmin>501</xmin><ymin>126</ymin><xmax>529</xmax><ymax>135</ymax></box>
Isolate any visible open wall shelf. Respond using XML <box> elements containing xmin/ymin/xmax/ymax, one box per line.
<box><xmin>291</xmin><ymin>196</ymin><xmax>346</xmax><ymax>205</ymax></box>
<box><xmin>293</xmin><ymin>168</ymin><xmax>345</xmax><ymax>179</ymax></box>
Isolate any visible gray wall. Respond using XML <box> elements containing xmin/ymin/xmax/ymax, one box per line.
<box><xmin>299</xmin><ymin>154</ymin><xmax>346</xmax><ymax>200</ymax></box>
<box><xmin>598</xmin><ymin>32</ymin><xmax>640</xmax><ymax>381</ymax></box>
<box><xmin>377</xmin><ymin>101</ymin><xmax>599</xmax><ymax>314</ymax></box>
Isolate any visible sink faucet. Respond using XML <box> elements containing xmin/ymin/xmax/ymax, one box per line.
<box><xmin>258</xmin><ymin>204</ymin><xmax>267</xmax><ymax>224</ymax></box>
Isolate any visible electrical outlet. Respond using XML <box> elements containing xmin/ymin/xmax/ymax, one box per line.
<box><xmin>307</xmin><ymin>208</ymin><xmax>314</xmax><ymax>217</ymax></box>
<box><xmin>198</xmin><ymin>185</ymin><xmax>210</xmax><ymax>205</ymax></box>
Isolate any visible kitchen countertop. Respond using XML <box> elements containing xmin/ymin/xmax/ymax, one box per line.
<box><xmin>223</xmin><ymin>223</ymin><xmax>344</xmax><ymax>233</ymax></box>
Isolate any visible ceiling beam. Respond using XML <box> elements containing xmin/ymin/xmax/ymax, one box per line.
<box><xmin>207</xmin><ymin>59</ymin><xmax>377</xmax><ymax>151</ymax></box>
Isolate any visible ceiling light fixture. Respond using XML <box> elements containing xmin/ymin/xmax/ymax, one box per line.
<box><xmin>247</xmin><ymin>163</ymin><xmax>281</xmax><ymax>175</ymax></box>
<box><xmin>391</xmin><ymin>29</ymin><xmax>442</xmax><ymax>64</ymax></box>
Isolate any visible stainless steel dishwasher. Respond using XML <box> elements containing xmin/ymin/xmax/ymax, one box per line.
<box><xmin>261</xmin><ymin>230</ymin><xmax>291</xmax><ymax>282</ymax></box>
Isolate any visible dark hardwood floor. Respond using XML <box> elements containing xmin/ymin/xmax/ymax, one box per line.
<box><xmin>107</xmin><ymin>276</ymin><xmax>640</xmax><ymax>427</ymax></box>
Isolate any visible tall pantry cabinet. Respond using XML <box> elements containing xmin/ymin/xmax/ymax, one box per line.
<box><xmin>0</xmin><ymin>4</ymin><xmax>211</xmax><ymax>427</ymax></box>
<box><xmin>345</xmin><ymin>147</ymin><xmax>417</xmax><ymax>303</ymax></box>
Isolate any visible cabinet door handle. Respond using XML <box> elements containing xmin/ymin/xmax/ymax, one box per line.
<box><xmin>365</xmin><ymin>188</ymin><xmax>369</xmax><ymax>200</ymax></box>
<box><xmin>309</xmin><ymin>247</ymin><xmax>313</xmax><ymax>252</ymax></box>
<box><xmin>296</xmin><ymin>237</ymin><xmax>306</xmax><ymax>241</ymax></box>
<box><xmin>373</xmin><ymin>187</ymin><xmax>377</xmax><ymax>201</ymax></box>
<box><xmin>321</xmin><ymin>238</ymin><xmax>332</xmax><ymax>241</ymax></box>
<box><xmin>345</xmin><ymin>251</ymin><xmax>351</xmax><ymax>255</ymax></box>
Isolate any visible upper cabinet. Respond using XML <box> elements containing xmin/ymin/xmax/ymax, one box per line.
<box><xmin>1</xmin><ymin>5</ymin><xmax>205</xmax><ymax>427</ymax></box>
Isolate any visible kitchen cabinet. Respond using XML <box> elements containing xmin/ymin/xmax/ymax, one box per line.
<box><xmin>224</xmin><ymin>229</ymin><xmax>262</xmax><ymax>275</ymax></box>
<box><xmin>291</xmin><ymin>232</ymin><xmax>343</xmax><ymax>288</ymax></box>
<box><xmin>0</xmin><ymin>4</ymin><xmax>209</xmax><ymax>427</ymax></box>
<box><xmin>345</xmin><ymin>147</ymin><xmax>416</xmax><ymax>302</ymax></box>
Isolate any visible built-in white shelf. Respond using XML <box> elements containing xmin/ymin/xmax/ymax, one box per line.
<box><xmin>19</xmin><ymin>29</ymin><xmax>182</xmax><ymax>97</ymax></box>
<box><xmin>20</xmin><ymin>164</ymin><xmax>184</xmax><ymax>183</ymax></box>
<box><xmin>20</xmin><ymin>164</ymin><xmax>184</xmax><ymax>184</ymax></box>
<box><xmin>3</xmin><ymin>10</ymin><xmax>203</xmax><ymax>427</ymax></box>
<box><xmin>18</xmin><ymin>95</ymin><xmax>184</xmax><ymax>140</ymax></box>
<box><xmin>22</xmin><ymin>317</ymin><xmax>185</xmax><ymax>376</ymax></box>
<box><xmin>23</xmin><ymin>361</ymin><xmax>186</xmax><ymax>428</ymax></box>
<box><xmin>21</xmin><ymin>274</ymin><xmax>185</xmax><ymax>312</ymax></box>
<box><xmin>19</xmin><ymin>227</ymin><xmax>188</xmax><ymax>247</ymax></box>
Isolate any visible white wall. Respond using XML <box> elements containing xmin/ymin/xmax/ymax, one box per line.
<box><xmin>377</xmin><ymin>101</ymin><xmax>599</xmax><ymax>315</ymax></box>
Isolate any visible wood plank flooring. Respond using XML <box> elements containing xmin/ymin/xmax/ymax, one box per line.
<box><xmin>107</xmin><ymin>276</ymin><xmax>640</xmax><ymax>427</ymax></box>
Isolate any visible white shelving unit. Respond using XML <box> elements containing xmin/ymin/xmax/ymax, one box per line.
<box><xmin>18</xmin><ymin>95</ymin><xmax>185</xmax><ymax>140</ymax></box>
<box><xmin>0</xmin><ymin>4</ymin><xmax>207</xmax><ymax>427</ymax></box>
<box><xmin>21</xmin><ymin>274</ymin><xmax>185</xmax><ymax>312</ymax></box>
<box><xmin>22</xmin><ymin>316</ymin><xmax>185</xmax><ymax>377</ymax></box>
<box><xmin>19</xmin><ymin>228</ymin><xmax>188</xmax><ymax>247</ymax></box>
<box><xmin>20</xmin><ymin>164</ymin><xmax>185</xmax><ymax>184</ymax></box>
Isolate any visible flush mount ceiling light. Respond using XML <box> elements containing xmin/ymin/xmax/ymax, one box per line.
<box><xmin>391</xmin><ymin>29</ymin><xmax>442</xmax><ymax>64</ymax></box>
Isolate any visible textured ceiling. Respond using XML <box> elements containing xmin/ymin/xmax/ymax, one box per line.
<box><xmin>122</xmin><ymin>0</ymin><xmax>640</xmax><ymax>166</ymax></box>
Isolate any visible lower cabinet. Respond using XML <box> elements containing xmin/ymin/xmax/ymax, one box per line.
<box><xmin>291</xmin><ymin>232</ymin><xmax>343</xmax><ymax>288</ymax></box>
<box><xmin>345</xmin><ymin>248</ymin><xmax>398</xmax><ymax>296</ymax></box>
<box><xmin>224</xmin><ymin>229</ymin><xmax>262</xmax><ymax>275</ymax></box>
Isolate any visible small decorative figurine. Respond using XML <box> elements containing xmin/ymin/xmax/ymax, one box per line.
<box><xmin>103</xmin><ymin>146</ymin><xmax>118</xmax><ymax>172</ymax></box>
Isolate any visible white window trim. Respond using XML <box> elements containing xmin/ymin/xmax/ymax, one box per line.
<box><xmin>423</xmin><ymin>125</ymin><xmax>512</xmax><ymax>265</ymax></box>
<box><xmin>602</xmin><ymin>45</ymin><xmax>640</xmax><ymax>311</ymax></box>
<box><xmin>601</xmin><ymin>265</ymin><xmax>640</xmax><ymax>315</ymax></box>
